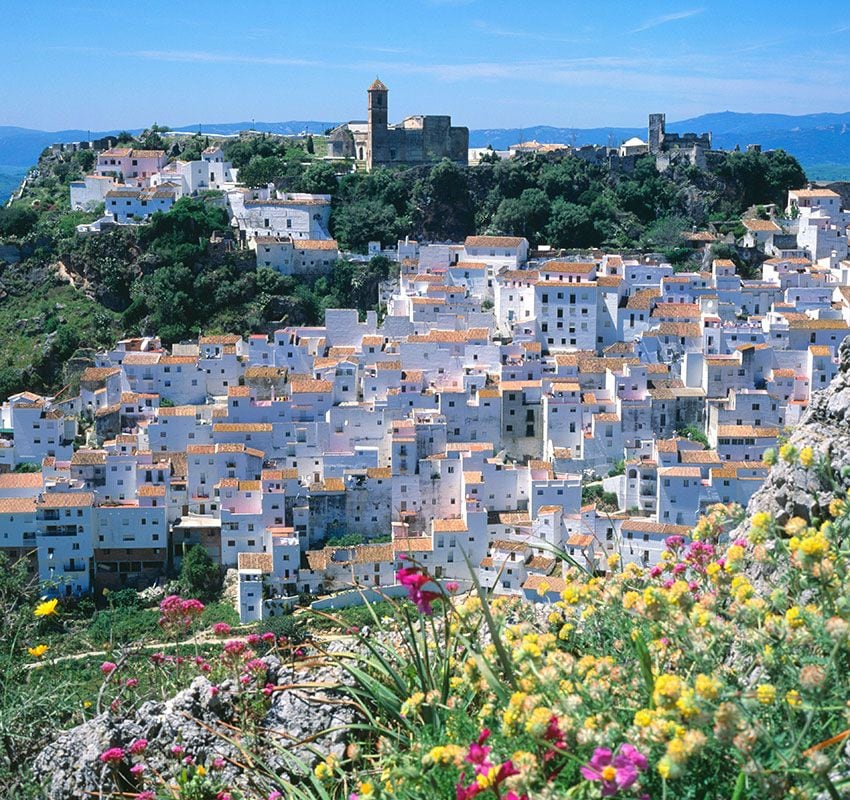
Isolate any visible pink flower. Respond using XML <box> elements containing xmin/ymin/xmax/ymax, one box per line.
<box><xmin>445</xmin><ymin>581</ymin><xmax>460</xmax><ymax>593</ymax></box>
<box><xmin>396</xmin><ymin>566</ymin><xmax>441</xmax><ymax>615</ymax></box>
<box><xmin>210</xmin><ymin>685</ymin><xmax>220</xmax><ymax>697</ymax></box>
<box><xmin>149</xmin><ymin>652</ymin><xmax>165</xmax><ymax>665</ymax></box>
<box><xmin>159</xmin><ymin>595</ymin><xmax>205</xmax><ymax>631</ymax></box>
<box><xmin>125</xmin><ymin>678</ymin><xmax>139</xmax><ymax>688</ymax></box>
<box><xmin>99</xmin><ymin>747</ymin><xmax>125</xmax><ymax>764</ymax></box>
<box><xmin>263</xmin><ymin>682</ymin><xmax>276</xmax><ymax>696</ymax></box>
<box><xmin>245</xmin><ymin>658</ymin><xmax>267</xmax><ymax>673</ymax></box>
<box><xmin>580</xmin><ymin>744</ymin><xmax>647</xmax><ymax>796</ymax></box>
<box><xmin>128</xmin><ymin>738</ymin><xmax>148</xmax><ymax>754</ymax></box>
<box><xmin>212</xmin><ymin>622</ymin><xmax>232</xmax><ymax>636</ymax></box>
<box><xmin>261</xmin><ymin>631</ymin><xmax>276</xmax><ymax>643</ymax></box>
<box><xmin>110</xmin><ymin>699</ymin><xmax>121</xmax><ymax>713</ymax></box>
<box><xmin>223</xmin><ymin>640</ymin><xmax>247</xmax><ymax>656</ymax></box>
<box><xmin>268</xmin><ymin>792</ymin><xmax>283</xmax><ymax>800</ymax></box>
<box><xmin>247</xmin><ymin>633</ymin><xmax>261</xmax><ymax>646</ymax></box>
<box><xmin>130</xmin><ymin>764</ymin><xmax>145</xmax><ymax>777</ymax></box>
<box><xmin>170</xmin><ymin>745</ymin><xmax>185</xmax><ymax>758</ymax></box>
<box><xmin>212</xmin><ymin>757</ymin><xmax>226</xmax><ymax>770</ymax></box>
<box><xmin>138</xmin><ymin>793</ymin><xmax>156</xmax><ymax>800</ymax></box>
<box><xmin>100</xmin><ymin>661</ymin><xmax>117</xmax><ymax>676</ymax></box>
<box><xmin>217</xmin><ymin>793</ymin><xmax>232</xmax><ymax>800</ymax></box>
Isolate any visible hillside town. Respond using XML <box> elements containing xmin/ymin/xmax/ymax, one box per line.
<box><xmin>3</xmin><ymin>161</ymin><xmax>850</xmax><ymax>621</ymax></box>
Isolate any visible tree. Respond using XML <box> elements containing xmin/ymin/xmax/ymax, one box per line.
<box><xmin>178</xmin><ymin>544</ymin><xmax>221</xmax><ymax>601</ymax></box>
<box><xmin>491</xmin><ymin>188</ymin><xmax>550</xmax><ymax>244</ymax></box>
<box><xmin>305</xmin><ymin>135</ymin><xmax>315</xmax><ymax>155</ymax></box>
<box><xmin>238</xmin><ymin>155</ymin><xmax>288</xmax><ymax>187</ymax></box>
<box><xmin>0</xmin><ymin>205</ymin><xmax>38</xmax><ymax>238</ymax></box>
<box><xmin>299</xmin><ymin>161</ymin><xmax>338</xmax><ymax>194</ymax></box>
<box><xmin>546</xmin><ymin>199</ymin><xmax>595</xmax><ymax>248</ymax></box>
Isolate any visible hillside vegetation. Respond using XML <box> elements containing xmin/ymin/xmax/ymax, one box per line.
<box><xmin>0</xmin><ymin>126</ymin><xmax>805</xmax><ymax>400</ymax></box>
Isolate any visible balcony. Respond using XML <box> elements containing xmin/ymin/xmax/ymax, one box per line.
<box><xmin>39</xmin><ymin>525</ymin><xmax>79</xmax><ymax>537</ymax></box>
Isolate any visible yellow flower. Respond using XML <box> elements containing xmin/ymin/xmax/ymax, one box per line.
<box><xmin>829</xmin><ymin>498</ymin><xmax>845</xmax><ymax>518</ymax></box>
<box><xmin>34</xmin><ymin>598</ymin><xmax>58</xmax><ymax>617</ymax></box>
<box><xmin>83</xmin><ymin>700</ymin><xmax>92</xmax><ymax>708</ymax></box>
<box><xmin>785</xmin><ymin>690</ymin><xmax>802</xmax><ymax>708</ymax></box>
<box><xmin>634</xmin><ymin>708</ymin><xmax>654</xmax><ymax>727</ymax></box>
<box><xmin>695</xmin><ymin>673</ymin><xmax>720</xmax><ymax>701</ymax></box>
<box><xmin>779</xmin><ymin>443</ymin><xmax>797</xmax><ymax>464</ymax></box>
<box><xmin>756</xmin><ymin>684</ymin><xmax>776</xmax><ymax>705</ymax></box>
<box><xmin>785</xmin><ymin>606</ymin><xmax>804</xmax><ymax>629</ymax></box>
<box><xmin>359</xmin><ymin>781</ymin><xmax>375</xmax><ymax>799</ymax></box>
<box><xmin>607</xmin><ymin>553</ymin><xmax>620</xmax><ymax>571</ymax></box>
<box><xmin>763</xmin><ymin>448</ymin><xmax>777</xmax><ymax>465</ymax></box>
<box><xmin>751</xmin><ymin>511</ymin><xmax>771</xmax><ymax>530</ymax></box>
<box><xmin>653</xmin><ymin>674</ymin><xmax>683</xmax><ymax>708</ymax></box>
<box><xmin>196</xmin><ymin>765</ymin><xmax>206</xmax><ymax>777</ymax></box>
<box><xmin>785</xmin><ymin>517</ymin><xmax>807</xmax><ymax>537</ymax></box>
<box><xmin>799</xmin><ymin>446</ymin><xmax>814</xmax><ymax>468</ymax></box>
<box><xmin>27</xmin><ymin>644</ymin><xmax>48</xmax><ymax>658</ymax></box>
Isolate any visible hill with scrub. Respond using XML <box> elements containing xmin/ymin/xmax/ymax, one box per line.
<box><xmin>0</xmin><ymin>124</ymin><xmax>805</xmax><ymax>401</ymax></box>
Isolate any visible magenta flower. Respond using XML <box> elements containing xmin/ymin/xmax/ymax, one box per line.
<box><xmin>128</xmin><ymin>738</ymin><xmax>148</xmax><ymax>755</ymax></box>
<box><xmin>580</xmin><ymin>744</ymin><xmax>647</xmax><ymax>796</ymax></box>
<box><xmin>396</xmin><ymin>566</ymin><xmax>441</xmax><ymax>615</ymax></box>
<box><xmin>125</xmin><ymin>677</ymin><xmax>139</xmax><ymax>688</ymax></box>
<box><xmin>445</xmin><ymin>581</ymin><xmax>460</xmax><ymax>593</ymax></box>
<box><xmin>212</xmin><ymin>757</ymin><xmax>226</xmax><ymax>770</ymax></box>
<box><xmin>212</xmin><ymin>622</ymin><xmax>232</xmax><ymax>636</ymax></box>
<box><xmin>138</xmin><ymin>793</ymin><xmax>156</xmax><ymax>800</ymax></box>
<box><xmin>130</xmin><ymin>764</ymin><xmax>145</xmax><ymax>777</ymax></box>
<box><xmin>261</xmin><ymin>631</ymin><xmax>276</xmax><ymax>643</ymax></box>
<box><xmin>100</xmin><ymin>661</ymin><xmax>117</xmax><ymax>676</ymax></box>
<box><xmin>99</xmin><ymin>747</ymin><xmax>125</xmax><ymax>764</ymax></box>
<box><xmin>170</xmin><ymin>745</ymin><xmax>185</xmax><ymax>758</ymax></box>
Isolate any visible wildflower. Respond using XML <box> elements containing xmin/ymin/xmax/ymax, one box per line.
<box><xmin>125</xmin><ymin>678</ymin><xmax>139</xmax><ymax>688</ymax></box>
<box><xmin>137</xmin><ymin>793</ymin><xmax>155</xmax><ymax>800</ymax></box>
<box><xmin>213</xmin><ymin>757</ymin><xmax>227</xmax><ymax>770</ymax></box>
<box><xmin>763</xmin><ymin>447</ymin><xmax>777</xmax><ymax>466</ymax></box>
<box><xmin>34</xmin><ymin>598</ymin><xmax>58</xmax><ymax>617</ymax></box>
<box><xmin>755</xmin><ymin>684</ymin><xmax>776</xmax><ymax>705</ymax></box>
<box><xmin>396</xmin><ymin>566</ymin><xmax>441</xmax><ymax>615</ymax></box>
<box><xmin>170</xmin><ymin>745</ymin><xmax>185</xmax><ymax>758</ymax></box>
<box><xmin>653</xmin><ymin>674</ymin><xmax>683</xmax><ymax>708</ymax></box>
<box><xmin>27</xmin><ymin>644</ymin><xmax>48</xmax><ymax>658</ymax></box>
<box><xmin>445</xmin><ymin>581</ymin><xmax>460</xmax><ymax>593</ymax></box>
<box><xmin>799</xmin><ymin>665</ymin><xmax>826</xmax><ymax>691</ymax></box>
<box><xmin>100</xmin><ymin>661</ymin><xmax>117</xmax><ymax>676</ymax></box>
<box><xmin>128</xmin><ymin>738</ymin><xmax>148</xmax><ymax>754</ymax></box>
<box><xmin>779</xmin><ymin>443</ymin><xmax>797</xmax><ymax>464</ymax></box>
<box><xmin>695</xmin><ymin>674</ymin><xmax>720</xmax><ymax>701</ymax></box>
<box><xmin>212</xmin><ymin>622</ymin><xmax>232</xmax><ymax>636</ymax></box>
<box><xmin>261</xmin><ymin>631</ymin><xmax>276</xmax><ymax>643</ymax></box>
<box><xmin>197</xmin><ymin>765</ymin><xmax>207</xmax><ymax>776</ymax></box>
<box><xmin>130</xmin><ymin>764</ymin><xmax>145</xmax><ymax>777</ymax></box>
<box><xmin>799</xmin><ymin>446</ymin><xmax>814</xmax><ymax>468</ymax></box>
<box><xmin>580</xmin><ymin>744</ymin><xmax>647</xmax><ymax>795</ymax></box>
<box><xmin>785</xmin><ymin>690</ymin><xmax>802</xmax><ymax>707</ymax></box>
<box><xmin>99</xmin><ymin>747</ymin><xmax>125</xmax><ymax>764</ymax></box>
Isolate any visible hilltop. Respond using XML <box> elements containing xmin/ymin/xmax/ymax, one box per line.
<box><xmin>2</xmin><ymin>109</ymin><xmax>847</xmax><ymax>203</ymax></box>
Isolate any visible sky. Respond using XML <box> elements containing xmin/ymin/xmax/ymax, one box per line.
<box><xmin>4</xmin><ymin>0</ymin><xmax>850</xmax><ymax>132</ymax></box>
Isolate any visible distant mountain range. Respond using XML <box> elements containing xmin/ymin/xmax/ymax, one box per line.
<box><xmin>4</xmin><ymin>111</ymin><xmax>850</xmax><ymax>202</ymax></box>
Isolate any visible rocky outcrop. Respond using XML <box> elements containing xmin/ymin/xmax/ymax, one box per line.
<box><xmin>736</xmin><ymin>337</ymin><xmax>850</xmax><ymax>529</ymax></box>
<box><xmin>34</xmin><ymin>651</ymin><xmax>356</xmax><ymax>800</ymax></box>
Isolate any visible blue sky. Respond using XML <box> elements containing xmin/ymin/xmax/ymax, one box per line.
<box><xmin>4</xmin><ymin>0</ymin><xmax>850</xmax><ymax>131</ymax></box>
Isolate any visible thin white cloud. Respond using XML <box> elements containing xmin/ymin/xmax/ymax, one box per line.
<box><xmin>131</xmin><ymin>50</ymin><xmax>320</xmax><ymax>67</ymax></box>
<box><xmin>631</xmin><ymin>8</ymin><xmax>704</xmax><ymax>33</ymax></box>
<box><xmin>473</xmin><ymin>19</ymin><xmax>580</xmax><ymax>44</ymax></box>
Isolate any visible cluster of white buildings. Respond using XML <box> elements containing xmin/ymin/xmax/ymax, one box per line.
<box><xmin>6</xmin><ymin>185</ymin><xmax>850</xmax><ymax>616</ymax></box>
<box><xmin>69</xmin><ymin>142</ymin><xmax>342</xmax><ymax>275</ymax></box>
<box><xmin>70</xmin><ymin>145</ymin><xmax>239</xmax><ymax>228</ymax></box>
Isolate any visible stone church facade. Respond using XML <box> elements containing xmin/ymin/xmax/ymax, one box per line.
<box><xmin>328</xmin><ymin>79</ymin><xmax>468</xmax><ymax>170</ymax></box>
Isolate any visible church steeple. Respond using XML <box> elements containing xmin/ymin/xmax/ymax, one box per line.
<box><xmin>367</xmin><ymin>77</ymin><xmax>388</xmax><ymax>131</ymax></box>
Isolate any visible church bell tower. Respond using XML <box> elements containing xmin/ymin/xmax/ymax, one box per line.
<box><xmin>366</xmin><ymin>78</ymin><xmax>389</xmax><ymax>170</ymax></box>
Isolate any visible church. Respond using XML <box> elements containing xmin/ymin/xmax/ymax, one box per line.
<box><xmin>328</xmin><ymin>79</ymin><xmax>469</xmax><ymax>170</ymax></box>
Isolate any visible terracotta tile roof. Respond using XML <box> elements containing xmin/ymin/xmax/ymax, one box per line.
<box><xmin>158</xmin><ymin>405</ymin><xmax>199</xmax><ymax>417</ymax></box>
<box><xmin>296</xmin><ymin>239</ymin><xmax>338</xmax><ymax>251</ymax></box>
<box><xmin>0</xmin><ymin>472</ymin><xmax>43</xmax><ymax>489</ymax></box>
<box><xmin>523</xmin><ymin>574</ymin><xmax>568</xmax><ymax>593</ymax></box>
<box><xmin>658</xmin><ymin>466</ymin><xmax>701</xmax><ymax>478</ymax></box>
<box><xmin>291</xmin><ymin>379</ymin><xmax>333</xmax><ymax>393</ymax></box>
<box><xmin>238</xmin><ymin>552</ymin><xmax>273</xmax><ymax>572</ymax></box>
<box><xmin>393</xmin><ymin>536</ymin><xmax>434</xmax><ymax>552</ymax></box>
<box><xmin>38</xmin><ymin>492</ymin><xmax>95</xmax><ymax>508</ymax></box>
<box><xmin>540</xmin><ymin>261</ymin><xmax>596</xmax><ymax>274</ymax></box>
<box><xmin>433</xmin><ymin>518</ymin><xmax>468</xmax><ymax>532</ymax></box>
<box><xmin>138</xmin><ymin>484</ymin><xmax>166</xmax><ymax>497</ymax></box>
<box><xmin>743</xmin><ymin>218</ymin><xmax>781</xmax><ymax>232</ymax></box>
<box><xmin>626</xmin><ymin>289</ymin><xmax>660</xmax><ymax>310</ymax></box>
<box><xmin>0</xmin><ymin>497</ymin><xmax>37</xmax><ymax>513</ymax></box>
<box><xmin>620</xmin><ymin>519</ymin><xmax>690</xmax><ymax>535</ymax></box>
<box><xmin>200</xmin><ymin>335</ymin><xmax>241</xmax><ymax>345</ymax></box>
<box><xmin>71</xmin><ymin>450</ymin><xmax>106</xmax><ymax>466</ymax></box>
<box><xmin>80</xmin><ymin>367</ymin><xmax>120</xmax><ymax>383</ymax></box>
<box><xmin>716</xmin><ymin>425</ymin><xmax>780</xmax><ymax>438</ymax></box>
<box><xmin>492</xmin><ymin>538</ymin><xmax>527</xmax><ymax>552</ymax></box>
<box><xmin>213</xmin><ymin>423</ymin><xmax>272</xmax><ymax>433</ymax></box>
<box><xmin>566</xmin><ymin>534</ymin><xmax>594</xmax><ymax>547</ymax></box>
<box><xmin>262</xmin><ymin>468</ymin><xmax>299</xmax><ymax>481</ymax></box>
<box><xmin>366</xmin><ymin>467</ymin><xmax>392</xmax><ymax>479</ymax></box>
<box><xmin>651</xmin><ymin>302</ymin><xmax>701</xmax><ymax>319</ymax></box>
<box><xmin>122</xmin><ymin>352</ymin><xmax>162</xmax><ymax>365</ymax></box>
<box><xmin>465</xmin><ymin>235</ymin><xmax>526</xmax><ymax>248</ymax></box>
<box><xmin>790</xmin><ymin>188</ymin><xmax>840</xmax><ymax>198</ymax></box>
